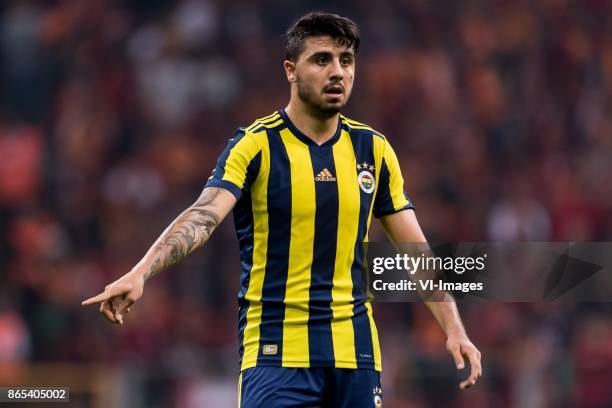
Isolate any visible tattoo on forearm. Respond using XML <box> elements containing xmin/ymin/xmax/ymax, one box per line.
<box><xmin>145</xmin><ymin>188</ymin><xmax>222</xmax><ymax>279</ymax></box>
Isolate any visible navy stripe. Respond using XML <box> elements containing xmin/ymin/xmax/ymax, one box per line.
<box><xmin>404</xmin><ymin>191</ymin><xmax>415</xmax><ymax>210</ymax></box>
<box><xmin>211</xmin><ymin>129</ymin><xmax>247</xmax><ymax>181</ymax></box>
<box><xmin>236</xmin><ymin>189</ymin><xmax>253</xmax><ymax>362</ymax></box>
<box><xmin>256</xmin><ymin>131</ymin><xmax>291</xmax><ymax>365</ymax></box>
<box><xmin>235</xmin><ymin>152</ymin><xmax>262</xmax><ymax>363</ymax></box>
<box><xmin>373</xmin><ymin>158</ymin><xmax>393</xmax><ymax>218</ymax></box>
<box><xmin>206</xmin><ymin>179</ymin><xmax>243</xmax><ymax>199</ymax></box>
<box><xmin>308</xmin><ymin>146</ymin><xmax>338</xmax><ymax>366</ymax></box>
<box><xmin>349</xmin><ymin>130</ymin><xmax>376</xmax><ymax>369</ymax></box>
<box><xmin>206</xmin><ymin>128</ymin><xmax>251</xmax><ymax>199</ymax></box>
<box><xmin>243</xmin><ymin>151</ymin><xmax>262</xmax><ymax>191</ymax></box>
<box><xmin>372</xmin><ymin>157</ymin><xmax>415</xmax><ymax>217</ymax></box>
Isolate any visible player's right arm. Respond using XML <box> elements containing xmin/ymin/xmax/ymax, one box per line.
<box><xmin>80</xmin><ymin>186</ymin><xmax>236</xmax><ymax>324</ymax></box>
<box><xmin>82</xmin><ymin>126</ymin><xmax>263</xmax><ymax>324</ymax></box>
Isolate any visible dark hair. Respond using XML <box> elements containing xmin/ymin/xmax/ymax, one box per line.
<box><xmin>283</xmin><ymin>11</ymin><xmax>360</xmax><ymax>62</ymax></box>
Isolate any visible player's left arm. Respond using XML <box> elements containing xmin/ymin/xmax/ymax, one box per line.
<box><xmin>380</xmin><ymin>210</ymin><xmax>483</xmax><ymax>390</ymax></box>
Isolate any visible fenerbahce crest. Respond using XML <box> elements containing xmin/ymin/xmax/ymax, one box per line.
<box><xmin>357</xmin><ymin>162</ymin><xmax>376</xmax><ymax>194</ymax></box>
<box><xmin>373</xmin><ymin>386</ymin><xmax>383</xmax><ymax>407</ymax></box>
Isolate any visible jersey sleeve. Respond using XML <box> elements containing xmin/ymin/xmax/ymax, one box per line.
<box><xmin>205</xmin><ymin>129</ymin><xmax>262</xmax><ymax>200</ymax></box>
<box><xmin>373</xmin><ymin>138</ymin><xmax>415</xmax><ymax>218</ymax></box>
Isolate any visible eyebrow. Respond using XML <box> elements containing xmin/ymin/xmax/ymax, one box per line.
<box><xmin>307</xmin><ymin>50</ymin><xmax>355</xmax><ymax>60</ymax></box>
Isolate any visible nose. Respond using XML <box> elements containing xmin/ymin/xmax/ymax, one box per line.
<box><xmin>329</xmin><ymin>57</ymin><xmax>344</xmax><ymax>81</ymax></box>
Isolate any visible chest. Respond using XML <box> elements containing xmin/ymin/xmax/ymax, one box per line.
<box><xmin>253</xmin><ymin>141</ymin><xmax>378</xmax><ymax>221</ymax></box>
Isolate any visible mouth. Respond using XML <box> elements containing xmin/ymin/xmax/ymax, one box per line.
<box><xmin>323</xmin><ymin>85</ymin><xmax>344</xmax><ymax>96</ymax></box>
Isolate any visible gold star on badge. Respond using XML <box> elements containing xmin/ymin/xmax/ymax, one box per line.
<box><xmin>369</xmin><ymin>164</ymin><xmax>375</xmax><ymax>171</ymax></box>
<box><xmin>361</xmin><ymin>161</ymin><xmax>369</xmax><ymax>168</ymax></box>
<box><xmin>357</xmin><ymin>163</ymin><xmax>362</xmax><ymax>169</ymax></box>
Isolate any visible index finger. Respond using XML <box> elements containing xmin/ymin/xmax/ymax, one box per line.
<box><xmin>81</xmin><ymin>289</ymin><xmax>113</xmax><ymax>305</ymax></box>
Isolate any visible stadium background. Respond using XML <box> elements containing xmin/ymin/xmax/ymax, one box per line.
<box><xmin>0</xmin><ymin>0</ymin><xmax>611</xmax><ymax>406</ymax></box>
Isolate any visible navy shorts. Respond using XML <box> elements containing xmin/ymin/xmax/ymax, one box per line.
<box><xmin>238</xmin><ymin>367</ymin><xmax>383</xmax><ymax>408</ymax></box>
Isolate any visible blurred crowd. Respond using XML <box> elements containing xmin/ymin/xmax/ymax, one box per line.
<box><xmin>0</xmin><ymin>0</ymin><xmax>611</xmax><ymax>407</ymax></box>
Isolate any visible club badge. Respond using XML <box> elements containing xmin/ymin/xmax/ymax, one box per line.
<box><xmin>373</xmin><ymin>386</ymin><xmax>383</xmax><ymax>407</ymax></box>
<box><xmin>357</xmin><ymin>161</ymin><xmax>376</xmax><ymax>194</ymax></box>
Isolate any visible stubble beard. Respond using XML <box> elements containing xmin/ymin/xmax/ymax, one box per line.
<box><xmin>296</xmin><ymin>75</ymin><xmax>348</xmax><ymax>119</ymax></box>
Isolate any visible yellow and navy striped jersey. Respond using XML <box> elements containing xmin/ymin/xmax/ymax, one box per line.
<box><xmin>206</xmin><ymin>109</ymin><xmax>414</xmax><ymax>372</ymax></box>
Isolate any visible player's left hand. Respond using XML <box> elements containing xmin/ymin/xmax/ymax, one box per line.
<box><xmin>446</xmin><ymin>335</ymin><xmax>482</xmax><ymax>390</ymax></box>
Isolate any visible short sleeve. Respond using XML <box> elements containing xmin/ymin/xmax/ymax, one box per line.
<box><xmin>373</xmin><ymin>138</ymin><xmax>415</xmax><ymax>218</ymax></box>
<box><xmin>205</xmin><ymin>129</ymin><xmax>262</xmax><ymax>200</ymax></box>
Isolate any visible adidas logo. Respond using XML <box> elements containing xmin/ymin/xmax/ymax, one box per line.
<box><xmin>315</xmin><ymin>168</ymin><xmax>336</xmax><ymax>182</ymax></box>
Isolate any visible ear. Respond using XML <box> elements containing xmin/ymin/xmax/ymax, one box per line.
<box><xmin>284</xmin><ymin>60</ymin><xmax>297</xmax><ymax>83</ymax></box>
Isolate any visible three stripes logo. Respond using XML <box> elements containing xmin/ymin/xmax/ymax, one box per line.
<box><xmin>315</xmin><ymin>168</ymin><xmax>337</xmax><ymax>182</ymax></box>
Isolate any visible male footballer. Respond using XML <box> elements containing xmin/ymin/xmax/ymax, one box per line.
<box><xmin>82</xmin><ymin>11</ymin><xmax>482</xmax><ymax>407</ymax></box>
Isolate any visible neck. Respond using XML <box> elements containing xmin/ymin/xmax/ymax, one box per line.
<box><xmin>284</xmin><ymin>99</ymin><xmax>339</xmax><ymax>145</ymax></box>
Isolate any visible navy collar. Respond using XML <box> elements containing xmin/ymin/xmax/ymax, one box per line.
<box><xmin>278</xmin><ymin>108</ymin><xmax>342</xmax><ymax>147</ymax></box>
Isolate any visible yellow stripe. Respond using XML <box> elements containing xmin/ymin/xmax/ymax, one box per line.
<box><xmin>279</xmin><ymin>128</ymin><xmax>315</xmax><ymax>367</ymax></box>
<box><xmin>365</xmin><ymin>301</ymin><xmax>382</xmax><ymax>371</ymax></box>
<box><xmin>240</xmin><ymin>131</ymin><xmax>271</xmax><ymax>370</ymax></box>
<box><xmin>258</xmin><ymin>111</ymin><xmax>280</xmax><ymax>121</ymax></box>
<box><xmin>260</xmin><ymin>118</ymin><xmax>284</xmax><ymax>129</ymax></box>
<box><xmin>372</xmin><ymin>136</ymin><xmax>385</xmax><ymax>214</ymax></box>
<box><xmin>344</xmin><ymin>121</ymin><xmax>371</xmax><ymax>129</ymax></box>
<box><xmin>245</xmin><ymin>112</ymin><xmax>281</xmax><ymax>132</ymax></box>
<box><xmin>384</xmin><ymin>142</ymin><xmax>410</xmax><ymax>210</ymax></box>
<box><xmin>344</xmin><ymin>122</ymin><xmax>375</xmax><ymax>132</ymax></box>
<box><xmin>342</xmin><ymin>116</ymin><xmax>366</xmax><ymax>125</ymax></box>
<box><xmin>367</xmin><ymin>136</ymin><xmax>386</xmax><ymax>246</ymax></box>
<box><xmin>245</xmin><ymin>114</ymin><xmax>281</xmax><ymax>132</ymax></box>
<box><xmin>366</xmin><ymin>135</ymin><xmax>386</xmax><ymax>371</ymax></box>
<box><xmin>222</xmin><ymin>133</ymin><xmax>261</xmax><ymax>189</ymax></box>
<box><xmin>237</xmin><ymin>372</ymin><xmax>243</xmax><ymax>408</ymax></box>
<box><xmin>342</xmin><ymin>116</ymin><xmax>374</xmax><ymax>129</ymax></box>
<box><xmin>330</xmin><ymin>129</ymin><xmax>359</xmax><ymax>368</ymax></box>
